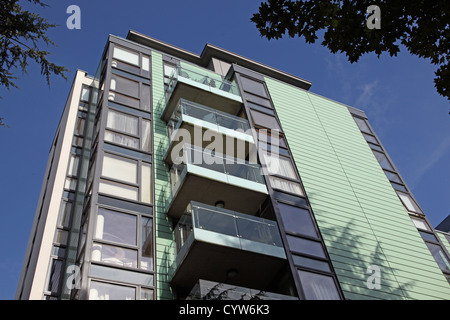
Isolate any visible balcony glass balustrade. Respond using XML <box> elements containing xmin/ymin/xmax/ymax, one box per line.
<box><xmin>171</xmin><ymin>98</ymin><xmax>250</xmax><ymax>132</ymax></box>
<box><xmin>187</xmin><ymin>279</ymin><xmax>298</xmax><ymax>300</ymax></box>
<box><xmin>167</xmin><ymin>64</ymin><xmax>240</xmax><ymax>98</ymax></box>
<box><xmin>174</xmin><ymin>201</ymin><xmax>284</xmax><ymax>256</ymax></box>
<box><xmin>169</xmin><ymin>144</ymin><xmax>265</xmax><ymax>199</ymax></box>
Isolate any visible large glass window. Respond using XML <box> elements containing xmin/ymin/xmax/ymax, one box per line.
<box><xmin>91</xmin><ymin>242</ymin><xmax>138</xmax><ymax>268</ymax></box>
<box><xmin>110</xmin><ymin>74</ymin><xmax>139</xmax><ymax>97</ymax></box>
<box><xmin>99</xmin><ymin>180</ymin><xmax>138</xmax><ymax>201</ymax></box>
<box><xmin>249</xmin><ymin>109</ymin><xmax>280</xmax><ymax>130</ymax></box>
<box><xmin>372</xmin><ymin>150</ymin><xmax>394</xmax><ymax>171</ymax></box>
<box><xmin>89</xmin><ymin>281</ymin><xmax>135</xmax><ymax>300</ymax></box>
<box><xmin>102</xmin><ymin>154</ymin><xmax>137</xmax><ymax>184</ymax></box>
<box><xmin>106</xmin><ymin>109</ymin><xmax>138</xmax><ymax>136</ymax></box>
<box><xmin>240</xmin><ymin>76</ymin><xmax>268</xmax><ymax>98</ymax></box>
<box><xmin>263</xmin><ymin>154</ymin><xmax>297</xmax><ymax>179</ymax></box>
<box><xmin>297</xmin><ymin>270</ymin><xmax>340</xmax><ymax>300</ymax></box>
<box><xmin>269</xmin><ymin>176</ymin><xmax>304</xmax><ymax>196</ymax></box>
<box><xmin>286</xmin><ymin>235</ymin><xmax>326</xmax><ymax>258</ymax></box>
<box><xmin>113</xmin><ymin>47</ymin><xmax>139</xmax><ymax>66</ymax></box>
<box><xmin>396</xmin><ymin>191</ymin><xmax>421</xmax><ymax>213</ymax></box>
<box><xmin>426</xmin><ymin>243</ymin><xmax>450</xmax><ymax>272</ymax></box>
<box><xmin>95</xmin><ymin>208</ymin><xmax>137</xmax><ymax>246</ymax></box>
<box><xmin>353</xmin><ymin>117</ymin><xmax>372</xmax><ymax>133</ymax></box>
<box><xmin>278</xmin><ymin>203</ymin><xmax>318</xmax><ymax>238</ymax></box>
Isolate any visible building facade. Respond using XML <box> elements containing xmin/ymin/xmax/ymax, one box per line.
<box><xmin>16</xmin><ymin>31</ymin><xmax>450</xmax><ymax>300</ymax></box>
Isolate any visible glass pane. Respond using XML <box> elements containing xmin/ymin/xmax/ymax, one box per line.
<box><xmin>240</xmin><ymin>76</ymin><xmax>268</xmax><ymax>97</ymax></box>
<box><xmin>363</xmin><ymin>133</ymin><xmax>378</xmax><ymax>144</ymax></box>
<box><xmin>297</xmin><ymin>270</ymin><xmax>340</xmax><ymax>300</ymax></box>
<box><xmin>91</xmin><ymin>242</ymin><xmax>138</xmax><ymax>268</ymax></box>
<box><xmin>278</xmin><ymin>203</ymin><xmax>318</xmax><ymax>238</ymax></box>
<box><xmin>236</xmin><ymin>216</ymin><xmax>282</xmax><ymax>246</ymax></box>
<box><xmin>426</xmin><ymin>243</ymin><xmax>450</xmax><ymax>272</ymax></box>
<box><xmin>419</xmin><ymin>231</ymin><xmax>438</xmax><ymax>242</ymax></box>
<box><xmin>108</xmin><ymin>91</ymin><xmax>140</xmax><ymax>109</ymax></box>
<box><xmin>67</xmin><ymin>154</ymin><xmax>80</xmax><ymax>176</ymax></box>
<box><xmin>81</xmin><ymin>87</ymin><xmax>90</xmax><ymax>102</ymax></box>
<box><xmin>99</xmin><ymin>180</ymin><xmax>138</xmax><ymax>201</ymax></box>
<box><xmin>353</xmin><ymin>117</ymin><xmax>372</xmax><ymax>133</ymax></box>
<box><xmin>391</xmin><ymin>182</ymin><xmax>407</xmax><ymax>192</ymax></box>
<box><xmin>89</xmin><ymin>281</ymin><xmax>136</xmax><ymax>300</ymax></box>
<box><xmin>54</xmin><ymin>230</ymin><xmax>69</xmax><ymax>245</ymax></box>
<box><xmin>113</xmin><ymin>47</ymin><xmax>139</xmax><ymax>66</ymax></box>
<box><xmin>90</xmin><ymin>264</ymin><xmax>153</xmax><ymax>287</ymax></box>
<box><xmin>141</xmin><ymin>84</ymin><xmax>151</xmax><ymax>111</ymax></box>
<box><xmin>110</xmin><ymin>74</ymin><xmax>139</xmax><ymax>97</ymax></box>
<box><xmin>250</xmin><ymin>109</ymin><xmax>280</xmax><ymax>130</ymax></box>
<box><xmin>58</xmin><ymin>201</ymin><xmax>72</xmax><ymax>228</ymax></box>
<box><xmin>411</xmin><ymin>217</ymin><xmax>430</xmax><ymax>231</ymax></box>
<box><xmin>194</xmin><ymin>206</ymin><xmax>237</xmax><ymax>237</ymax></box>
<box><xmin>47</xmin><ymin>259</ymin><xmax>63</xmax><ymax>293</ymax></box>
<box><xmin>384</xmin><ymin>170</ymin><xmax>402</xmax><ymax>183</ymax></box>
<box><xmin>96</xmin><ymin>208</ymin><xmax>137</xmax><ymax>245</ymax></box>
<box><xmin>141</xmin><ymin>217</ymin><xmax>153</xmax><ymax>271</ymax></box>
<box><xmin>105</xmin><ymin>130</ymin><xmax>140</xmax><ymax>149</ymax></box>
<box><xmin>164</xmin><ymin>63</ymin><xmax>177</xmax><ymax>78</ymax></box>
<box><xmin>141</xmin><ymin>163</ymin><xmax>152</xmax><ymax>204</ymax></box>
<box><xmin>140</xmin><ymin>288</ymin><xmax>154</xmax><ymax>300</ymax></box>
<box><xmin>286</xmin><ymin>235</ymin><xmax>325</xmax><ymax>258</ymax></box>
<box><xmin>142</xmin><ymin>56</ymin><xmax>150</xmax><ymax>72</ymax></box>
<box><xmin>244</xmin><ymin>92</ymin><xmax>272</xmax><ymax>108</ymax></box>
<box><xmin>269</xmin><ymin>176</ymin><xmax>303</xmax><ymax>196</ymax></box>
<box><xmin>106</xmin><ymin>109</ymin><xmax>138</xmax><ymax>135</ymax></box>
<box><xmin>263</xmin><ymin>154</ymin><xmax>296</xmax><ymax>179</ymax></box>
<box><xmin>292</xmin><ymin>255</ymin><xmax>331</xmax><ymax>273</ymax></box>
<box><xmin>141</xmin><ymin>119</ymin><xmax>151</xmax><ymax>152</ymax></box>
<box><xmin>102</xmin><ymin>154</ymin><xmax>137</xmax><ymax>184</ymax></box>
<box><xmin>372</xmin><ymin>150</ymin><xmax>394</xmax><ymax>171</ymax></box>
<box><xmin>397</xmin><ymin>192</ymin><xmax>421</xmax><ymax>213</ymax></box>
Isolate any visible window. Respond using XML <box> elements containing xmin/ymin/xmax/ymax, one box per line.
<box><xmin>95</xmin><ymin>208</ymin><xmax>137</xmax><ymax>246</ymax></box>
<box><xmin>353</xmin><ymin>117</ymin><xmax>372</xmax><ymax>133</ymax></box>
<box><xmin>244</xmin><ymin>92</ymin><xmax>272</xmax><ymax>108</ymax></box>
<box><xmin>102</xmin><ymin>154</ymin><xmax>137</xmax><ymax>184</ymax></box>
<box><xmin>426</xmin><ymin>243</ymin><xmax>450</xmax><ymax>272</ymax></box>
<box><xmin>372</xmin><ymin>150</ymin><xmax>394</xmax><ymax>171</ymax></box>
<box><xmin>363</xmin><ymin>133</ymin><xmax>378</xmax><ymax>144</ymax></box>
<box><xmin>240</xmin><ymin>76</ymin><xmax>268</xmax><ymax>98</ymax></box>
<box><xmin>278</xmin><ymin>203</ymin><xmax>318</xmax><ymax>238</ymax></box>
<box><xmin>297</xmin><ymin>270</ymin><xmax>340</xmax><ymax>300</ymax></box>
<box><xmin>110</xmin><ymin>74</ymin><xmax>139</xmax><ymax>97</ymax></box>
<box><xmin>292</xmin><ymin>255</ymin><xmax>331</xmax><ymax>273</ymax></box>
<box><xmin>89</xmin><ymin>281</ymin><xmax>135</xmax><ymax>300</ymax></box>
<box><xmin>58</xmin><ymin>201</ymin><xmax>72</xmax><ymax>228</ymax></box>
<box><xmin>141</xmin><ymin>119</ymin><xmax>151</xmax><ymax>152</ymax></box>
<box><xmin>46</xmin><ymin>259</ymin><xmax>63</xmax><ymax>294</ymax></box>
<box><xmin>391</xmin><ymin>182</ymin><xmax>407</xmax><ymax>192</ymax></box>
<box><xmin>92</xmin><ymin>242</ymin><xmax>138</xmax><ymax>268</ymax></box>
<box><xmin>141</xmin><ymin>163</ymin><xmax>152</xmax><ymax>204</ymax></box>
<box><xmin>164</xmin><ymin>62</ymin><xmax>177</xmax><ymax>78</ymax></box>
<box><xmin>411</xmin><ymin>217</ymin><xmax>430</xmax><ymax>231</ymax></box>
<box><xmin>142</xmin><ymin>56</ymin><xmax>150</xmax><ymax>72</ymax></box>
<box><xmin>99</xmin><ymin>180</ymin><xmax>138</xmax><ymax>201</ymax></box>
<box><xmin>106</xmin><ymin>109</ymin><xmax>138</xmax><ymax>135</ymax></box>
<box><xmin>384</xmin><ymin>170</ymin><xmax>402</xmax><ymax>183</ymax></box>
<box><xmin>105</xmin><ymin>131</ymin><xmax>140</xmax><ymax>149</ymax></box>
<box><xmin>269</xmin><ymin>176</ymin><xmax>304</xmax><ymax>196</ymax></box>
<box><xmin>67</xmin><ymin>154</ymin><xmax>80</xmax><ymax>177</ymax></box>
<box><xmin>141</xmin><ymin>217</ymin><xmax>153</xmax><ymax>271</ymax></box>
<box><xmin>263</xmin><ymin>154</ymin><xmax>297</xmax><ymax>179</ymax></box>
<box><xmin>141</xmin><ymin>84</ymin><xmax>151</xmax><ymax>111</ymax></box>
<box><xmin>396</xmin><ymin>191</ymin><xmax>421</xmax><ymax>213</ymax></box>
<box><xmin>250</xmin><ymin>109</ymin><xmax>280</xmax><ymax>130</ymax></box>
<box><xmin>81</xmin><ymin>87</ymin><xmax>91</xmax><ymax>102</ymax></box>
<box><xmin>113</xmin><ymin>47</ymin><xmax>139</xmax><ymax>66</ymax></box>
<box><xmin>286</xmin><ymin>235</ymin><xmax>325</xmax><ymax>258</ymax></box>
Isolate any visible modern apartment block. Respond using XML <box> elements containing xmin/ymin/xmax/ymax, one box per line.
<box><xmin>16</xmin><ymin>31</ymin><xmax>450</xmax><ymax>300</ymax></box>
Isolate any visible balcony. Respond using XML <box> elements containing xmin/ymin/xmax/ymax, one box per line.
<box><xmin>162</xmin><ymin>63</ymin><xmax>243</xmax><ymax>123</ymax></box>
<box><xmin>187</xmin><ymin>279</ymin><xmax>298</xmax><ymax>300</ymax></box>
<box><xmin>166</xmin><ymin>145</ymin><xmax>268</xmax><ymax>219</ymax></box>
<box><xmin>164</xmin><ymin>99</ymin><xmax>255</xmax><ymax>164</ymax></box>
<box><xmin>170</xmin><ymin>202</ymin><xmax>287</xmax><ymax>292</ymax></box>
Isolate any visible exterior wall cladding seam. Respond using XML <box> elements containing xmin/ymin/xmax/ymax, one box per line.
<box><xmin>264</xmin><ymin>77</ymin><xmax>450</xmax><ymax>300</ymax></box>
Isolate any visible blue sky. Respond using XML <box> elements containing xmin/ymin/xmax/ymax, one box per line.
<box><xmin>0</xmin><ymin>0</ymin><xmax>448</xmax><ymax>300</ymax></box>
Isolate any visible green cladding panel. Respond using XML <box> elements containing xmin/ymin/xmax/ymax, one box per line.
<box><xmin>152</xmin><ymin>52</ymin><xmax>176</xmax><ymax>300</ymax></box>
<box><xmin>265</xmin><ymin>77</ymin><xmax>450</xmax><ymax>300</ymax></box>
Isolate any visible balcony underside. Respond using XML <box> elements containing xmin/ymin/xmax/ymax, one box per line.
<box><xmin>164</xmin><ymin>120</ymin><xmax>256</xmax><ymax>165</ymax></box>
<box><xmin>162</xmin><ymin>80</ymin><xmax>243</xmax><ymax>123</ymax></box>
<box><xmin>166</xmin><ymin>169</ymin><xmax>268</xmax><ymax>219</ymax></box>
<box><xmin>170</xmin><ymin>234</ymin><xmax>287</xmax><ymax>292</ymax></box>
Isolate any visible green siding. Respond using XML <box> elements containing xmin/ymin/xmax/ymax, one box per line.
<box><xmin>265</xmin><ymin>77</ymin><xmax>450</xmax><ymax>300</ymax></box>
<box><xmin>152</xmin><ymin>52</ymin><xmax>176</xmax><ymax>300</ymax></box>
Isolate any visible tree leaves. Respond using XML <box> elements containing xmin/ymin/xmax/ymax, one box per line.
<box><xmin>251</xmin><ymin>0</ymin><xmax>450</xmax><ymax>102</ymax></box>
<box><xmin>0</xmin><ymin>0</ymin><xmax>68</xmax><ymax>93</ymax></box>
